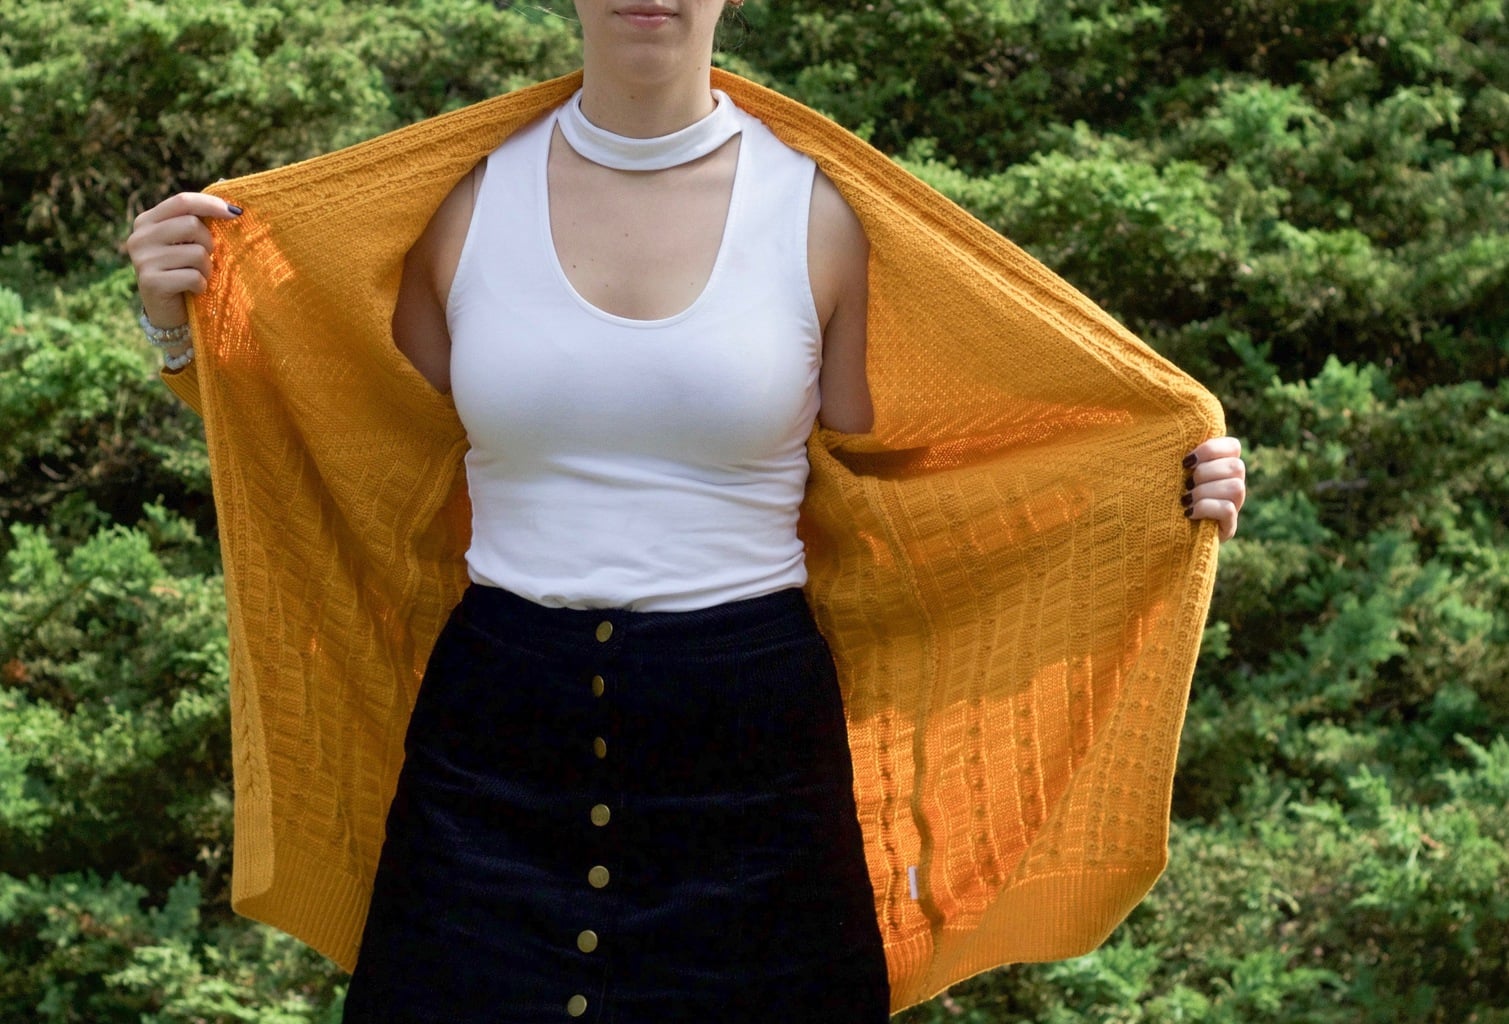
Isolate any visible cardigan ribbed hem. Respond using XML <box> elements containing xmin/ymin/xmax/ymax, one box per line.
<box><xmin>233</xmin><ymin>838</ymin><xmax>373</xmax><ymax>972</ymax></box>
<box><xmin>901</xmin><ymin>864</ymin><xmax>1167</xmax><ymax>1007</ymax></box>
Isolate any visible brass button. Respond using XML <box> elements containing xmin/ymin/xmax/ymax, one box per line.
<box><xmin>588</xmin><ymin>865</ymin><xmax>610</xmax><ymax>888</ymax></box>
<box><xmin>590</xmin><ymin>803</ymin><xmax>611</xmax><ymax>827</ymax></box>
<box><xmin>566</xmin><ymin>994</ymin><xmax>588</xmax><ymax>1017</ymax></box>
<box><xmin>592</xmin><ymin>737</ymin><xmax>607</xmax><ymax>759</ymax></box>
<box><xmin>591</xmin><ymin>674</ymin><xmax>605</xmax><ymax>697</ymax></box>
<box><xmin>595</xmin><ymin>621</ymin><xmax>613</xmax><ymax>643</ymax></box>
<box><xmin>577</xmin><ymin>929</ymin><xmax>599</xmax><ymax>953</ymax></box>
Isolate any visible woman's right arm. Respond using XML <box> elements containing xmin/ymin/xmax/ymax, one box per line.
<box><xmin>125</xmin><ymin>192</ymin><xmax>243</xmax><ymax>364</ymax></box>
<box><xmin>128</xmin><ymin>171</ymin><xmax>474</xmax><ymax>389</ymax></box>
<box><xmin>391</xmin><ymin>164</ymin><xmax>480</xmax><ymax>395</ymax></box>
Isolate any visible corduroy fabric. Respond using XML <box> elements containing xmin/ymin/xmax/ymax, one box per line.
<box><xmin>164</xmin><ymin>70</ymin><xmax>1224</xmax><ymax>1013</ymax></box>
<box><xmin>341</xmin><ymin>584</ymin><xmax>890</xmax><ymax>1023</ymax></box>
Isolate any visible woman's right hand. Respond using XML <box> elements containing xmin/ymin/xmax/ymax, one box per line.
<box><xmin>126</xmin><ymin>192</ymin><xmax>242</xmax><ymax>329</ymax></box>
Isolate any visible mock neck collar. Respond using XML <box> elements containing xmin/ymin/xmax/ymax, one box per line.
<box><xmin>557</xmin><ymin>89</ymin><xmax>740</xmax><ymax>171</ymax></box>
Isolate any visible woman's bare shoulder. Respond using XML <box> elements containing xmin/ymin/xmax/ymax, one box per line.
<box><xmin>392</xmin><ymin>162</ymin><xmax>483</xmax><ymax>394</ymax></box>
<box><xmin>808</xmin><ymin>169</ymin><xmax>867</xmax><ymax>263</ymax></box>
<box><xmin>807</xmin><ymin>169</ymin><xmax>868</xmax><ymax>325</ymax></box>
<box><xmin>422</xmin><ymin>161</ymin><xmax>484</xmax><ymax>302</ymax></box>
<box><xmin>808</xmin><ymin>169</ymin><xmax>873</xmax><ymax>433</ymax></box>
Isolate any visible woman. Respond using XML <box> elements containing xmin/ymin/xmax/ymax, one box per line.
<box><xmin>127</xmin><ymin>2</ymin><xmax>1247</xmax><ymax>1021</ymax></box>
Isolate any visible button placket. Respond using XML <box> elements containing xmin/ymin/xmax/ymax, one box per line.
<box><xmin>568</xmin><ymin>615</ymin><xmax>619</xmax><ymax>1016</ymax></box>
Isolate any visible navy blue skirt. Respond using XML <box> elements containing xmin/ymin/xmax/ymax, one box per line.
<box><xmin>342</xmin><ymin>584</ymin><xmax>890</xmax><ymax>1023</ymax></box>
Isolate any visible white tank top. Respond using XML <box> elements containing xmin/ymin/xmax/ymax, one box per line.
<box><xmin>447</xmin><ymin>100</ymin><xmax>822</xmax><ymax>611</ymax></box>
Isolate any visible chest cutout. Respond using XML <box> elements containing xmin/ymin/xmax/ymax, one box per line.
<box><xmin>546</xmin><ymin>126</ymin><xmax>742</xmax><ymax>322</ymax></box>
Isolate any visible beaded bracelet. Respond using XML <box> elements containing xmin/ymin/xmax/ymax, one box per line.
<box><xmin>138</xmin><ymin>308</ymin><xmax>192</xmax><ymax>349</ymax></box>
<box><xmin>138</xmin><ymin>307</ymin><xmax>196</xmax><ymax>370</ymax></box>
<box><xmin>162</xmin><ymin>345</ymin><xmax>196</xmax><ymax>372</ymax></box>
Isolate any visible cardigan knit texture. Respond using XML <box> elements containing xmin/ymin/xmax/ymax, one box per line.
<box><xmin>164</xmin><ymin>69</ymin><xmax>1223</xmax><ymax>1013</ymax></box>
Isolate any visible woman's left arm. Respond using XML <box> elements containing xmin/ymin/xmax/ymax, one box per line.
<box><xmin>807</xmin><ymin>169</ymin><xmax>1248</xmax><ymax>539</ymax></box>
<box><xmin>1184</xmin><ymin>437</ymin><xmax>1247</xmax><ymax>541</ymax></box>
<box><xmin>808</xmin><ymin>170</ymin><xmax>874</xmax><ymax>434</ymax></box>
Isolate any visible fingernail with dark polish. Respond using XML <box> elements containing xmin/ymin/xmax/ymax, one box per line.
<box><xmin>226</xmin><ymin>204</ymin><xmax>244</xmax><ymax>216</ymax></box>
<box><xmin>1184</xmin><ymin>474</ymin><xmax>1195</xmax><ymax>490</ymax></box>
<box><xmin>1182</xmin><ymin>453</ymin><xmax>1199</xmax><ymax>469</ymax></box>
<box><xmin>1183</xmin><ymin>507</ymin><xmax>1194</xmax><ymax>518</ymax></box>
<box><xmin>1180</xmin><ymin>492</ymin><xmax>1193</xmax><ymax>507</ymax></box>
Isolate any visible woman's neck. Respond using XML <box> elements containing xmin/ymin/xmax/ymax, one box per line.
<box><xmin>577</xmin><ymin>66</ymin><xmax>716</xmax><ymax>139</ymax></box>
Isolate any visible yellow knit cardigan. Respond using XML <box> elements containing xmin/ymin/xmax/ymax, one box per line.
<box><xmin>163</xmin><ymin>70</ymin><xmax>1223</xmax><ymax>1013</ymax></box>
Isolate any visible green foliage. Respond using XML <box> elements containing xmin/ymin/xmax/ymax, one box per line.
<box><xmin>0</xmin><ymin>516</ymin><xmax>230</xmax><ymax>878</ymax></box>
<box><xmin>0</xmin><ymin>0</ymin><xmax>580</xmax><ymax>278</ymax></box>
<box><xmin>750</xmin><ymin>1</ymin><xmax>1509</xmax><ymax>391</ymax></box>
<box><xmin>0</xmin><ymin>872</ymin><xmax>343</xmax><ymax>1023</ymax></box>
<box><xmin>1184</xmin><ymin>362</ymin><xmax>1509</xmax><ymax>810</ymax></box>
<box><xmin>900</xmin><ymin>739</ymin><xmax>1509</xmax><ymax>1023</ymax></box>
<box><xmin>2</xmin><ymin>0</ymin><xmax>1507</xmax><ymax>1020</ymax></box>
<box><xmin>0</xmin><ymin>273</ymin><xmax>214</xmax><ymax>551</ymax></box>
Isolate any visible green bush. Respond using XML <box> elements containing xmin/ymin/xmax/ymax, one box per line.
<box><xmin>2</xmin><ymin>1</ymin><xmax>1506</xmax><ymax>1020</ymax></box>
<box><xmin>0</xmin><ymin>0</ymin><xmax>579</xmax><ymax>278</ymax></box>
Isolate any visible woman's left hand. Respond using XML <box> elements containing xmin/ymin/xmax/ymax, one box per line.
<box><xmin>1183</xmin><ymin>437</ymin><xmax>1246</xmax><ymax>542</ymax></box>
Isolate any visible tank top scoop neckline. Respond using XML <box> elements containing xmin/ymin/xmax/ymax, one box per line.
<box><xmin>535</xmin><ymin>97</ymin><xmax>746</xmax><ymax>330</ymax></box>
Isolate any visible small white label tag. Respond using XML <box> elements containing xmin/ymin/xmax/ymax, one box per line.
<box><xmin>907</xmin><ymin>865</ymin><xmax>919</xmax><ymax>900</ymax></box>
